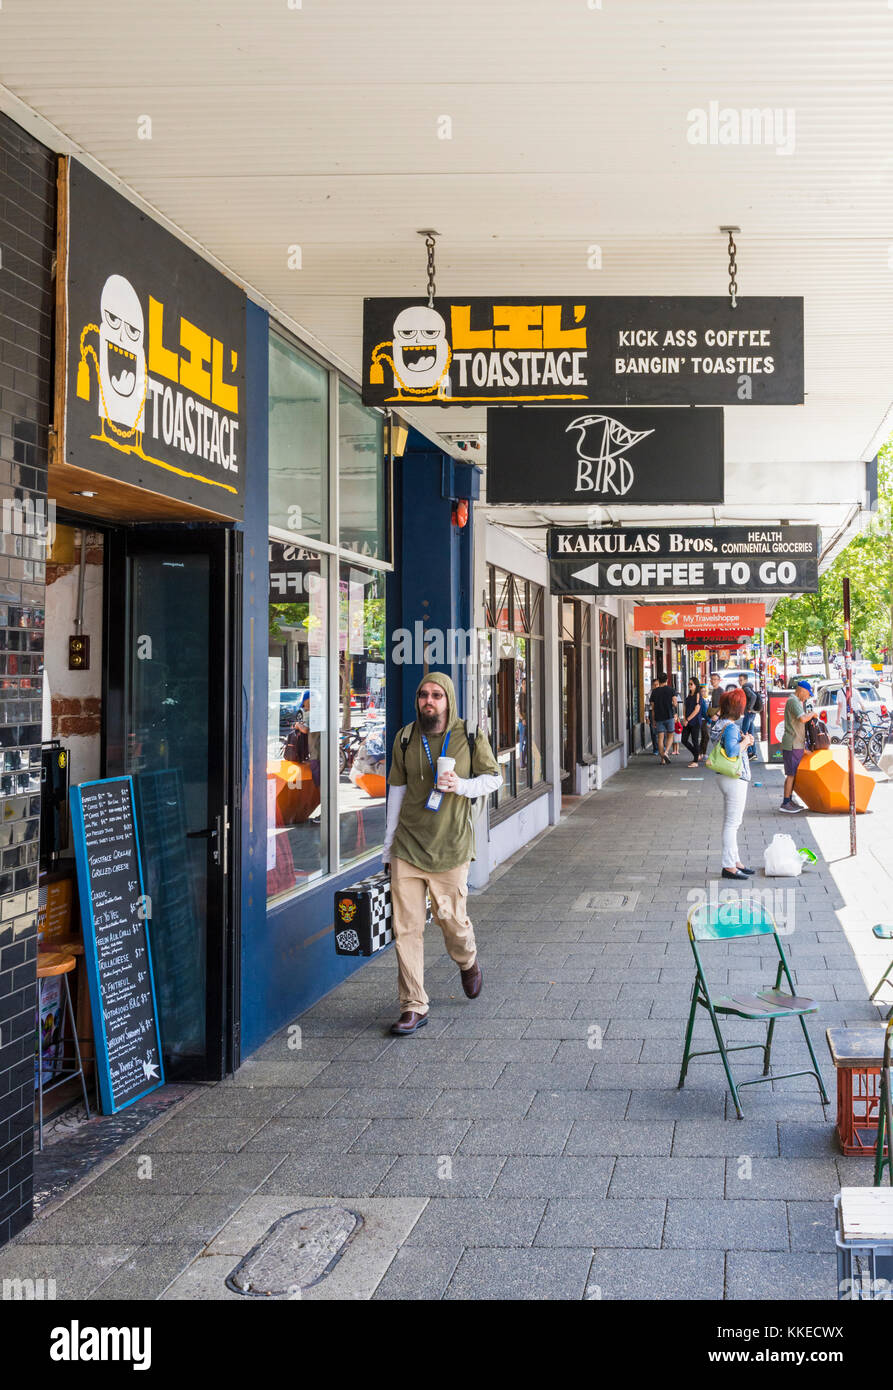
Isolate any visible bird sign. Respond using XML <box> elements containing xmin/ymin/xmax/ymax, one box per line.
<box><xmin>565</xmin><ymin>414</ymin><xmax>655</xmax><ymax>496</ymax></box>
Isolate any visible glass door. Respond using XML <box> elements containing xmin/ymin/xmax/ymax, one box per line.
<box><xmin>104</xmin><ymin>526</ymin><xmax>239</xmax><ymax>1082</ymax></box>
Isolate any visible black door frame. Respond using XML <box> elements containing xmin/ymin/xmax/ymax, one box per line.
<box><xmin>560</xmin><ymin>638</ymin><xmax>577</xmax><ymax>794</ymax></box>
<box><xmin>103</xmin><ymin>522</ymin><xmax>241</xmax><ymax>1083</ymax></box>
<box><xmin>625</xmin><ymin>646</ymin><xmax>639</xmax><ymax>756</ymax></box>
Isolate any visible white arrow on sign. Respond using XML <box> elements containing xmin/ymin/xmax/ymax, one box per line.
<box><xmin>570</xmin><ymin>563</ymin><xmax>600</xmax><ymax>586</ymax></box>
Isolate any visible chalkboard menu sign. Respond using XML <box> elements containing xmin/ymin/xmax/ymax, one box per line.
<box><xmin>70</xmin><ymin>777</ymin><xmax>165</xmax><ymax>1113</ymax></box>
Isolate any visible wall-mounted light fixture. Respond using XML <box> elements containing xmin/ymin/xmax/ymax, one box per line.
<box><xmin>386</xmin><ymin>415</ymin><xmax>409</xmax><ymax>459</ymax></box>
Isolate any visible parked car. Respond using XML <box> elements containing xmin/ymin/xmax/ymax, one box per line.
<box><xmin>709</xmin><ymin>668</ymin><xmax>762</xmax><ymax>735</ymax></box>
<box><xmin>853</xmin><ymin>660</ymin><xmax>880</xmax><ymax>685</ymax></box>
<box><xmin>797</xmin><ymin>647</ymin><xmax>828</xmax><ymax>678</ymax></box>
<box><xmin>813</xmin><ymin>679</ymin><xmax>889</xmax><ymax>741</ymax></box>
<box><xmin>279</xmin><ymin>687</ymin><xmax>311</xmax><ymax>734</ymax></box>
<box><xmin>714</xmin><ymin>666</ymin><xmax>757</xmax><ymax>689</ymax></box>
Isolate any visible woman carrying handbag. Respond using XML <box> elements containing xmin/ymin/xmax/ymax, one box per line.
<box><xmin>682</xmin><ymin>678</ymin><xmax>708</xmax><ymax>767</ymax></box>
<box><xmin>706</xmin><ymin>686</ymin><xmax>755</xmax><ymax>880</ymax></box>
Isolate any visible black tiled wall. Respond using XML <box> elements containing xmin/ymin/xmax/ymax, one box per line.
<box><xmin>0</xmin><ymin>113</ymin><xmax>54</xmax><ymax>1246</ymax></box>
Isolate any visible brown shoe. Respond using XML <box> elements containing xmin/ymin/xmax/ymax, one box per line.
<box><xmin>389</xmin><ymin>1011</ymin><xmax>429</xmax><ymax>1036</ymax></box>
<box><xmin>460</xmin><ymin>959</ymin><xmax>482</xmax><ymax>999</ymax></box>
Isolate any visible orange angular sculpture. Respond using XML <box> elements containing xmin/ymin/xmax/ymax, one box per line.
<box><xmin>267</xmin><ymin>758</ymin><xmax>321</xmax><ymax>824</ymax></box>
<box><xmin>795</xmin><ymin>747</ymin><xmax>875</xmax><ymax>814</ymax></box>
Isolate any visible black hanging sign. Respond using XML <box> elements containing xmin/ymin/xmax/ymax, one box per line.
<box><xmin>64</xmin><ymin>160</ymin><xmax>246</xmax><ymax>520</ymax></box>
<box><xmin>487</xmin><ymin>406</ymin><xmax>724</xmax><ymax>506</ymax></box>
<box><xmin>362</xmin><ymin>297</ymin><xmax>802</xmax><ymax>406</ymax></box>
<box><xmin>70</xmin><ymin>777</ymin><xmax>164</xmax><ymax>1114</ymax></box>
<box><xmin>549</xmin><ymin>524</ymin><xmax>820</xmax><ymax>596</ymax></box>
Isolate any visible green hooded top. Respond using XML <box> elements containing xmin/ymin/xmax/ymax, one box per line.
<box><xmin>388</xmin><ymin>671</ymin><xmax>500</xmax><ymax>872</ymax></box>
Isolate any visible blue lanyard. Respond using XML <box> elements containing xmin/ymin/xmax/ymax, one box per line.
<box><xmin>421</xmin><ymin>728</ymin><xmax>449</xmax><ymax>779</ymax></box>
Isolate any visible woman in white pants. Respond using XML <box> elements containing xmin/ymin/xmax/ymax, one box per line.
<box><xmin>708</xmin><ymin>687</ymin><xmax>755</xmax><ymax>881</ymax></box>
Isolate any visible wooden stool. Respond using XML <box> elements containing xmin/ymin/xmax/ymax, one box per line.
<box><xmin>826</xmin><ymin>1025</ymin><xmax>890</xmax><ymax>1157</ymax></box>
<box><xmin>36</xmin><ymin>950</ymin><xmax>91</xmax><ymax>1152</ymax></box>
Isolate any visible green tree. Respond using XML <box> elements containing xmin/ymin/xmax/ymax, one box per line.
<box><xmin>766</xmin><ymin>444</ymin><xmax>893</xmax><ymax>673</ymax></box>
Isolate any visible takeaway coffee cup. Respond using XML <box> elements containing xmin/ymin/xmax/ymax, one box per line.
<box><xmin>437</xmin><ymin>756</ymin><xmax>456</xmax><ymax>788</ymax></box>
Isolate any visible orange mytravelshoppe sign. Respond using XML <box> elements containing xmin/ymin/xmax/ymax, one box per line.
<box><xmin>633</xmin><ymin>603</ymin><xmax>766</xmax><ymax>633</ymax></box>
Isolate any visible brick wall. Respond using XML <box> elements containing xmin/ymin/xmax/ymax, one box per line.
<box><xmin>0</xmin><ymin>113</ymin><xmax>55</xmax><ymax>1245</ymax></box>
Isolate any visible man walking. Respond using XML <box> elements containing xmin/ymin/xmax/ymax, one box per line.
<box><xmin>738</xmin><ymin>673</ymin><xmax>759</xmax><ymax>760</ymax></box>
<box><xmin>700</xmin><ymin>671</ymin><xmax>723</xmax><ymax>758</ymax></box>
<box><xmin>780</xmin><ymin>678</ymin><xmax>816</xmax><ymax>812</ymax></box>
<box><xmin>382</xmin><ymin>672</ymin><xmax>501</xmax><ymax>1036</ymax></box>
<box><xmin>649</xmin><ymin>672</ymin><xmax>677</xmax><ymax>765</ymax></box>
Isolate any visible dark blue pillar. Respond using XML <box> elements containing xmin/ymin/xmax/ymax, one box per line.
<box><xmin>386</xmin><ymin>433</ymin><xmax>480</xmax><ymax>742</ymax></box>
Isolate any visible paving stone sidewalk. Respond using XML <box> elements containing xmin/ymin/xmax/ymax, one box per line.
<box><xmin>4</xmin><ymin>751</ymin><xmax>890</xmax><ymax>1301</ymax></box>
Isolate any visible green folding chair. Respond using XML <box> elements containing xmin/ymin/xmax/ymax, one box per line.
<box><xmin>874</xmin><ymin>1017</ymin><xmax>893</xmax><ymax>1186</ymax></box>
<box><xmin>678</xmin><ymin>898</ymin><xmax>830</xmax><ymax>1119</ymax></box>
<box><xmin>868</xmin><ymin>925</ymin><xmax>893</xmax><ymax>1022</ymax></box>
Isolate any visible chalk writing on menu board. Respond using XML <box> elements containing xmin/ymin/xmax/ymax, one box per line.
<box><xmin>72</xmin><ymin>778</ymin><xmax>164</xmax><ymax>1112</ymax></box>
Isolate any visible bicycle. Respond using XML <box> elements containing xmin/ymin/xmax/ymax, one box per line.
<box><xmin>853</xmin><ymin>710</ymin><xmax>886</xmax><ymax>767</ymax></box>
<box><xmin>339</xmin><ymin>726</ymin><xmax>364</xmax><ymax>774</ymax></box>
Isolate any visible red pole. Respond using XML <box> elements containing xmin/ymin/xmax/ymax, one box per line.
<box><xmin>843</xmin><ymin>577</ymin><xmax>857</xmax><ymax>856</ymax></box>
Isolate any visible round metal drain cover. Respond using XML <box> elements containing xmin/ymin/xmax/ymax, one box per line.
<box><xmin>226</xmin><ymin>1206</ymin><xmax>363</xmax><ymax>1296</ymax></box>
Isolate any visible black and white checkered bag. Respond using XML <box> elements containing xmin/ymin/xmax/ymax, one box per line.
<box><xmin>334</xmin><ymin>870</ymin><xmax>394</xmax><ymax>956</ymax></box>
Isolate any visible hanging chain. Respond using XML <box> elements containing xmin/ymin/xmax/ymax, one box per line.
<box><xmin>425</xmin><ymin>233</ymin><xmax>437</xmax><ymax>308</ymax></box>
<box><xmin>417</xmin><ymin>230</ymin><xmax>440</xmax><ymax>307</ymax></box>
<box><xmin>721</xmin><ymin>225</ymin><xmax>740</xmax><ymax>310</ymax></box>
<box><xmin>727</xmin><ymin>231</ymin><xmax>738</xmax><ymax>309</ymax></box>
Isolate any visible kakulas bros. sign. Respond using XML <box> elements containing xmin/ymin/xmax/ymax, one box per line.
<box><xmin>548</xmin><ymin>524</ymin><xmax>820</xmax><ymax>596</ymax></box>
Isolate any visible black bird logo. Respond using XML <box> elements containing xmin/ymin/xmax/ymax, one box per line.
<box><xmin>566</xmin><ymin>414</ymin><xmax>654</xmax><ymax>496</ymax></box>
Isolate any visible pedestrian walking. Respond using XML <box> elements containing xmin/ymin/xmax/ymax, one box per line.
<box><xmin>381</xmin><ymin>672</ymin><xmax>501</xmax><ymax>1036</ymax></box>
<box><xmin>682</xmin><ymin>677</ymin><xmax>708</xmax><ymax>767</ymax></box>
<box><xmin>672</xmin><ymin>715</ymin><xmax>683</xmax><ymax>755</ymax></box>
<box><xmin>706</xmin><ymin>686</ymin><xmax>755</xmax><ymax>879</ymax></box>
<box><xmin>700</xmin><ymin>671</ymin><xmax>723</xmax><ymax>759</ymax></box>
<box><xmin>779</xmin><ymin>678</ymin><xmax>816</xmax><ymax>813</ymax></box>
<box><xmin>737</xmin><ymin>673</ymin><xmax>760</xmax><ymax>760</ymax></box>
<box><xmin>835</xmin><ymin>681</ymin><xmax>864</xmax><ymax>735</ymax></box>
<box><xmin>649</xmin><ymin>672</ymin><xmax>678</xmax><ymax>765</ymax></box>
<box><xmin>649</xmin><ymin>704</ymin><xmax>660</xmax><ymax>757</ymax></box>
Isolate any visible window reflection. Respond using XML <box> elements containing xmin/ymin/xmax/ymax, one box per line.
<box><xmin>268</xmin><ymin>336</ymin><xmax>327</xmax><ymax>541</ymax></box>
<box><xmin>267</xmin><ymin>543</ymin><xmax>328</xmax><ymax>900</ymax></box>
<box><xmin>338</xmin><ymin>563</ymin><xmax>386</xmax><ymax>864</ymax></box>
<box><xmin>485</xmin><ymin>566</ymin><xmax>545</xmax><ymax>810</ymax></box>
<box><xmin>339</xmin><ymin>383</ymin><xmax>386</xmax><ymax>559</ymax></box>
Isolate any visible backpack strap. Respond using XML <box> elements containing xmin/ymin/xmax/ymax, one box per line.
<box><xmin>399</xmin><ymin>722</ymin><xmax>414</xmax><ymax>757</ymax></box>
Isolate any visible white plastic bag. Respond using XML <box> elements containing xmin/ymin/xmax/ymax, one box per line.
<box><xmin>763</xmin><ymin>833</ymin><xmax>803</xmax><ymax>877</ymax></box>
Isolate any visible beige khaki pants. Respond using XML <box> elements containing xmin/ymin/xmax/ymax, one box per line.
<box><xmin>389</xmin><ymin>856</ymin><xmax>477</xmax><ymax>1014</ymax></box>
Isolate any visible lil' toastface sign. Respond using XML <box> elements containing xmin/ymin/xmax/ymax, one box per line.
<box><xmin>362</xmin><ymin>296</ymin><xmax>803</xmax><ymax>407</ymax></box>
<box><xmin>64</xmin><ymin>161</ymin><xmax>246</xmax><ymax>520</ymax></box>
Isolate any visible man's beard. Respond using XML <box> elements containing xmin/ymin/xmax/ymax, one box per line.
<box><xmin>419</xmin><ymin>709</ymin><xmax>440</xmax><ymax>734</ymax></box>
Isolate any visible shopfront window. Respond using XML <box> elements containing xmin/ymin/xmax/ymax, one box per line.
<box><xmin>485</xmin><ymin>566</ymin><xmax>545</xmax><ymax>811</ymax></box>
<box><xmin>338</xmin><ymin>562</ymin><xmax>386</xmax><ymax>863</ymax></box>
<box><xmin>600</xmin><ymin>609</ymin><xmax>619</xmax><ymax>748</ymax></box>
<box><xmin>267</xmin><ymin>545</ymin><xmax>328</xmax><ymax>902</ymax></box>
<box><xmin>339</xmin><ymin>383</ymin><xmax>387</xmax><ymax>560</ymax></box>
<box><xmin>267</xmin><ymin>329</ymin><xmax>390</xmax><ymax>905</ymax></box>
<box><xmin>269</xmin><ymin>334</ymin><xmax>328</xmax><ymax>540</ymax></box>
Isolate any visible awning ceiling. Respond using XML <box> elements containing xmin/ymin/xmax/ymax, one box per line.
<box><xmin>1</xmin><ymin>0</ymin><xmax>888</xmax><ymax>569</ymax></box>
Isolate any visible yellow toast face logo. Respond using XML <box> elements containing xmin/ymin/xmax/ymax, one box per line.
<box><xmin>338</xmin><ymin>899</ymin><xmax>357</xmax><ymax>923</ymax></box>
